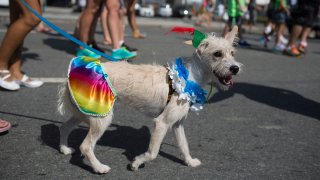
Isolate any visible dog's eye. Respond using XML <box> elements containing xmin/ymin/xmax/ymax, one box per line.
<box><xmin>231</xmin><ymin>51</ymin><xmax>235</xmax><ymax>56</ymax></box>
<box><xmin>214</xmin><ymin>51</ymin><xmax>222</xmax><ymax>57</ymax></box>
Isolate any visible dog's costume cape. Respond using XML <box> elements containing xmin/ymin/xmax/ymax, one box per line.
<box><xmin>68</xmin><ymin>56</ymin><xmax>117</xmax><ymax>116</ymax></box>
<box><xmin>168</xmin><ymin>58</ymin><xmax>207</xmax><ymax>112</ymax></box>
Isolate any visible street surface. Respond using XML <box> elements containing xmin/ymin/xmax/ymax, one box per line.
<box><xmin>0</xmin><ymin>8</ymin><xmax>320</xmax><ymax>179</ymax></box>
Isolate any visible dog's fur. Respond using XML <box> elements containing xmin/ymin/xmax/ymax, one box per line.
<box><xmin>57</xmin><ymin>26</ymin><xmax>242</xmax><ymax>173</ymax></box>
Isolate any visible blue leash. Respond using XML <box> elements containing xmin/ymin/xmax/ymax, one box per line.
<box><xmin>20</xmin><ymin>0</ymin><xmax>119</xmax><ymax>62</ymax></box>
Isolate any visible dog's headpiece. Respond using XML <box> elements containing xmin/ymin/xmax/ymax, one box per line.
<box><xmin>192</xmin><ymin>30</ymin><xmax>215</xmax><ymax>48</ymax></box>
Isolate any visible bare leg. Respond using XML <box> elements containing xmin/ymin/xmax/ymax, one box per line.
<box><xmin>0</xmin><ymin>0</ymin><xmax>41</xmax><ymax>84</ymax></box>
<box><xmin>118</xmin><ymin>7</ymin><xmax>126</xmax><ymax>44</ymax></box>
<box><xmin>126</xmin><ymin>0</ymin><xmax>144</xmax><ymax>38</ymax></box>
<box><xmin>275</xmin><ymin>23</ymin><xmax>285</xmax><ymax>45</ymax></box>
<box><xmin>101</xmin><ymin>5</ymin><xmax>112</xmax><ymax>45</ymax></box>
<box><xmin>287</xmin><ymin>25</ymin><xmax>302</xmax><ymax>47</ymax></box>
<box><xmin>78</xmin><ymin>0</ymin><xmax>101</xmax><ymax>48</ymax></box>
<box><xmin>80</xmin><ymin>111</ymin><xmax>113</xmax><ymax>174</ymax></box>
<box><xmin>106</xmin><ymin>0</ymin><xmax>121</xmax><ymax>49</ymax></box>
<box><xmin>300</xmin><ymin>27</ymin><xmax>311</xmax><ymax>43</ymax></box>
<box><xmin>60</xmin><ymin>117</ymin><xmax>81</xmax><ymax>155</ymax></box>
<box><xmin>173</xmin><ymin>121</ymin><xmax>201</xmax><ymax>167</ymax></box>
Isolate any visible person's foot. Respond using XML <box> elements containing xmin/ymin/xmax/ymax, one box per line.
<box><xmin>132</xmin><ymin>31</ymin><xmax>146</xmax><ymax>39</ymax></box>
<box><xmin>36</xmin><ymin>27</ymin><xmax>51</xmax><ymax>33</ymax></box>
<box><xmin>103</xmin><ymin>40</ymin><xmax>112</xmax><ymax>46</ymax></box>
<box><xmin>273</xmin><ymin>43</ymin><xmax>286</xmax><ymax>53</ymax></box>
<box><xmin>283</xmin><ymin>45</ymin><xmax>301</xmax><ymax>57</ymax></box>
<box><xmin>76</xmin><ymin>48</ymin><xmax>101</xmax><ymax>59</ymax></box>
<box><xmin>298</xmin><ymin>43</ymin><xmax>307</xmax><ymax>54</ymax></box>
<box><xmin>15</xmin><ymin>75</ymin><xmax>43</xmax><ymax>88</ymax></box>
<box><xmin>0</xmin><ymin>119</ymin><xmax>11</xmax><ymax>133</ymax></box>
<box><xmin>0</xmin><ymin>70</ymin><xmax>20</xmax><ymax>91</ymax></box>
<box><xmin>121</xmin><ymin>43</ymin><xmax>138</xmax><ymax>52</ymax></box>
<box><xmin>112</xmin><ymin>48</ymin><xmax>137</xmax><ymax>60</ymax></box>
<box><xmin>238</xmin><ymin>40</ymin><xmax>251</xmax><ymax>48</ymax></box>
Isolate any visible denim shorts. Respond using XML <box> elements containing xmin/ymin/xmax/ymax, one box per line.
<box><xmin>272</xmin><ymin>11</ymin><xmax>286</xmax><ymax>24</ymax></box>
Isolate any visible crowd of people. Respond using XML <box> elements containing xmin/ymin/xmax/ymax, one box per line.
<box><xmin>0</xmin><ymin>0</ymin><xmax>319</xmax><ymax>133</ymax></box>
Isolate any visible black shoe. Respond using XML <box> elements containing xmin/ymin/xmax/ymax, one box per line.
<box><xmin>89</xmin><ymin>42</ymin><xmax>104</xmax><ymax>52</ymax></box>
<box><xmin>121</xmin><ymin>43</ymin><xmax>138</xmax><ymax>52</ymax></box>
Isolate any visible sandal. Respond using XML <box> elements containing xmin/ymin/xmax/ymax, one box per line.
<box><xmin>0</xmin><ymin>119</ymin><xmax>11</xmax><ymax>133</ymax></box>
<box><xmin>0</xmin><ymin>70</ymin><xmax>20</xmax><ymax>91</ymax></box>
<box><xmin>15</xmin><ymin>74</ymin><xmax>43</xmax><ymax>88</ymax></box>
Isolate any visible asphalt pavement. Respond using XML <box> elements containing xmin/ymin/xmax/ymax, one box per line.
<box><xmin>0</xmin><ymin>7</ymin><xmax>320</xmax><ymax>180</ymax></box>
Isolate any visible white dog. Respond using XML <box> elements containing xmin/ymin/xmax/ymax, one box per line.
<box><xmin>57</xmin><ymin>26</ymin><xmax>242</xmax><ymax>173</ymax></box>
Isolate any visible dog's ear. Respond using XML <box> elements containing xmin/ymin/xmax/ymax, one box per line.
<box><xmin>196</xmin><ymin>41</ymin><xmax>209</xmax><ymax>56</ymax></box>
<box><xmin>225</xmin><ymin>25</ymin><xmax>238</xmax><ymax>44</ymax></box>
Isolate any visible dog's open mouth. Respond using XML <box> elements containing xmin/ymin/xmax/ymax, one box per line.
<box><xmin>219</xmin><ymin>75</ymin><xmax>233</xmax><ymax>86</ymax></box>
<box><xmin>214</xmin><ymin>72</ymin><xmax>234</xmax><ymax>86</ymax></box>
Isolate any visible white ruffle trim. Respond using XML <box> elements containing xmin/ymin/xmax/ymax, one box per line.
<box><xmin>167</xmin><ymin>61</ymin><xmax>203</xmax><ymax>112</ymax></box>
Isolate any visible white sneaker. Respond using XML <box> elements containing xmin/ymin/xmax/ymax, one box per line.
<box><xmin>15</xmin><ymin>75</ymin><xmax>43</xmax><ymax>88</ymax></box>
<box><xmin>0</xmin><ymin>70</ymin><xmax>20</xmax><ymax>91</ymax></box>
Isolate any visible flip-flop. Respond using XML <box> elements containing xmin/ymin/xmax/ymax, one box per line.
<box><xmin>0</xmin><ymin>119</ymin><xmax>11</xmax><ymax>133</ymax></box>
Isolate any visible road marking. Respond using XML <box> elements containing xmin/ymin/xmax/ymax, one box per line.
<box><xmin>33</xmin><ymin>77</ymin><xmax>67</xmax><ymax>83</ymax></box>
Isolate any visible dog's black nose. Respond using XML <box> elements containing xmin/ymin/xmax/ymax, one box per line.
<box><xmin>230</xmin><ymin>65</ymin><xmax>239</xmax><ymax>74</ymax></box>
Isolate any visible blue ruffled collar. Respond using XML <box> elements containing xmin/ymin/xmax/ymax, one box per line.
<box><xmin>168</xmin><ymin>57</ymin><xmax>207</xmax><ymax>112</ymax></box>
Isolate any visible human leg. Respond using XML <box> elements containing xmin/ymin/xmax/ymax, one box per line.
<box><xmin>100</xmin><ymin>5</ymin><xmax>112</xmax><ymax>45</ymax></box>
<box><xmin>78</xmin><ymin>0</ymin><xmax>101</xmax><ymax>47</ymax></box>
<box><xmin>283</xmin><ymin>24</ymin><xmax>301</xmax><ymax>56</ymax></box>
<box><xmin>298</xmin><ymin>27</ymin><xmax>311</xmax><ymax>53</ymax></box>
<box><xmin>0</xmin><ymin>0</ymin><xmax>41</xmax><ymax>90</ymax></box>
<box><xmin>106</xmin><ymin>0</ymin><xmax>136</xmax><ymax>59</ymax></box>
<box><xmin>126</xmin><ymin>0</ymin><xmax>145</xmax><ymax>38</ymax></box>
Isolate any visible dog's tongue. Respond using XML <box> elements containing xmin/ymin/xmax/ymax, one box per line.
<box><xmin>224</xmin><ymin>76</ymin><xmax>234</xmax><ymax>86</ymax></box>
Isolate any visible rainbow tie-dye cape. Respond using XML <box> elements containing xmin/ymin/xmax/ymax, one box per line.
<box><xmin>68</xmin><ymin>56</ymin><xmax>117</xmax><ymax>116</ymax></box>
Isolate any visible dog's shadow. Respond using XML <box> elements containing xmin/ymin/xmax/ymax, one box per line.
<box><xmin>208</xmin><ymin>82</ymin><xmax>320</xmax><ymax>120</ymax></box>
<box><xmin>40</xmin><ymin>122</ymin><xmax>183</xmax><ymax>172</ymax></box>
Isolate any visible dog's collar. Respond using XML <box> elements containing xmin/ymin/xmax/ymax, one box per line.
<box><xmin>167</xmin><ymin>57</ymin><xmax>207</xmax><ymax>112</ymax></box>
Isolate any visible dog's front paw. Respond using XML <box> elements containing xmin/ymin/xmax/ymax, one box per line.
<box><xmin>185</xmin><ymin>158</ymin><xmax>201</xmax><ymax>167</ymax></box>
<box><xmin>60</xmin><ymin>145</ymin><xmax>75</xmax><ymax>155</ymax></box>
<box><xmin>93</xmin><ymin>164</ymin><xmax>111</xmax><ymax>174</ymax></box>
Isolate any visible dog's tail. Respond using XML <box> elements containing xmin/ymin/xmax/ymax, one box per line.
<box><xmin>57</xmin><ymin>82</ymin><xmax>67</xmax><ymax>115</ymax></box>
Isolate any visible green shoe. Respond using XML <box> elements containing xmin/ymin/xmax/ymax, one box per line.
<box><xmin>112</xmin><ymin>48</ymin><xmax>137</xmax><ymax>60</ymax></box>
<box><xmin>76</xmin><ymin>48</ymin><xmax>101</xmax><ymax>59</ymax></box>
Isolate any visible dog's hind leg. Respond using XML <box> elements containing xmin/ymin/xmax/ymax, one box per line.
<box><xmin>173</xmin><ymin>120</ymin><xmax>201</xmax><ymax>167</ymax></box>
<box><xmin>59</xmin><ymin>117</ymin><xmax>81</xmax><ymax>155</ymax></box>
<box><xmin>80</xmin><ymin>110</ymin><xmax>113</xmax><ymax>174</ymax></box>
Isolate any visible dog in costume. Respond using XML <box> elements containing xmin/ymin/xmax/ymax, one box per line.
<box><xmin>57</xmin><ymin>26</ymin><xmax>242</xmax><ymax>173</ymax></box>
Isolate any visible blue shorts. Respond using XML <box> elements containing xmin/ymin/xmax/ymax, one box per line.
<box><xmin>272</xmin><ymin>11</ymin><xmax>286</xmax><ymax>24</ymax></box>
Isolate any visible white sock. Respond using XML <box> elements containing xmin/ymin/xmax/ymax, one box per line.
<box><xmin>300</xmin><ymin>41</ymin><xmax>307</xmax><ymax>47</ymax></box>
<box><xmin>264</xmin><ymin>26</ymin><xmax>272</xmax><ymax>34</ymax></box>
<box><xmin>119</xmin><ymin>40</ymin><xmax>124</xmax><ymax>46</ymax></box>
<box><xmin>112</xmin><ymin>48</ymin><xmax>120</xmax><ymax>52</ymax></box>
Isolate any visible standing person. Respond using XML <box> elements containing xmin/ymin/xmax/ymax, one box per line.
<box><xmin>272</xmin><ymin>0</ymin><xmax>289</xmax><ymax>52</ymax></box>
<box><xmin>0</xmin><ymin>0</ymin><xmax>43</xmax><ymax>91</ymax></box>
<box><xmin>76</xmin><ymin>0</ymin><xmax>136</xmax><ymax>60</ymax></box>
<box><xmin>284</xmin><ymin>0</ymin><xmax>320</xmax><ymax>56</ymax></box>
<box><xmin>223</xmin><ymin>0</ymin><xmax>251</xmax><ymax>47</ymax></box>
